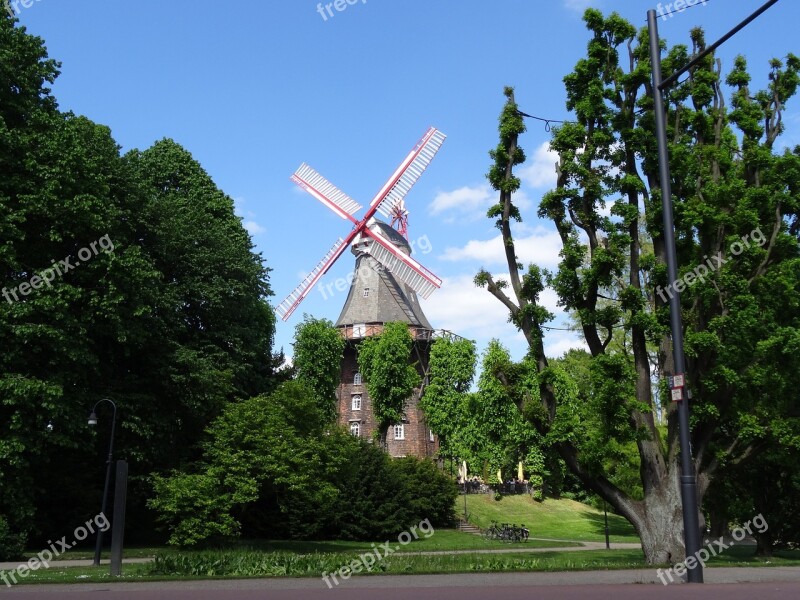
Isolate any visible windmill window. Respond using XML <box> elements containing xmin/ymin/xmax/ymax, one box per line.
<box><xmin>394</xmin><ymin>424</ymin><xmax>405</xmax><ymax>440</ymax></box>
<box><xmin>351</xmin><ymin>394</ymin><xmax>362</xmax><ymax>410</ymax></box>
<box><xmin>350</xmin><ymin>422</ymin><xmax>361</xmax><ymax>437</ymax></box>
<box><xmin>353</xmin><ymin>372</ymin><xmax>362</xmax><ymax>385</ymax></box>
<box><xmin>363</xmin><ymin>287</ymin><xmax>370</xmax><ymax>297</ymax></box>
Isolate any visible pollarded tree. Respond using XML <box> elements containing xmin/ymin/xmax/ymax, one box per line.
<box><xmin>419</xmin><ymin>337</ymin><xmax>477</xmax><ymax>459</ymax></box>
<box><xmin>356</xmin><ymin>322</ymin><xmax>421</xmax><ymax>447</ymax></box>
<box><xmin>421</xmin><ymin>338</ymin><xmax>546</xmax><ymax>493</ymax></box>
<box><xmin>292</xmin><ymin>315</ymin><xmax>345</xmax><ymax>422</ymax></box>
<box><xmin>477</xmin><ymin>10</ymin><xmax>800</xmax><ymax>564</ymax></box>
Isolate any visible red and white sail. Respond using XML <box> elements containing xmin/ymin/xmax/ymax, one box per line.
<box><xmin>276</xmin><ymin>127</ymin><xmax>445</xmax><ymax>321</ymax></box>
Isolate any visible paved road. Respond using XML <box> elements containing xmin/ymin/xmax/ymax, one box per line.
<box><xmin>3</xmin><ymin>568</ymin><xmax>800</xmax><ymax>598</ymax></box>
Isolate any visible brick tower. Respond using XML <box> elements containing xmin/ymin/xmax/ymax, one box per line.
<box><xmin>335</xmin><ymin>221</ymin><xmax>438</xmax><ymax>458</ymax></box>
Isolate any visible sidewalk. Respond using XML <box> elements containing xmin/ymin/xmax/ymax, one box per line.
<box><xmin>2</xmin><ymin>567</ymin><xmax>799</xmax><ymax>593</ymax></box>
<box><xmin>0</xmin><ymin>557</ymin><xmax>152</xmax><ymax>570</ymax></box>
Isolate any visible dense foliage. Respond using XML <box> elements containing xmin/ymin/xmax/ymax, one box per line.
<box><xmin>421</xmin><ymin>338</ymin><xmax>547</xmax><ymax>496</ymax></box>
<box><xmin>292</xmin><ymin>315</ymin><xmax>345</xmax><ymax>422</ymax></box>
<box><xmin>357</xmin><ymin>322</ymin><xmax>421</xmax><ymax>444</ymax></box>
<box><xmin>476</xmin><ymin>11</ymin><xmax>800</xmax><ymax>563</ymax></box>
<box><xmin>0</xmin><ymin>14</ymin><xmax>276</xmax><ymax>558</ymax></box>
<box><xmin>149</xmin><ymin>381</ymin><xmax>457</xmax><ymax>546</ymax></box>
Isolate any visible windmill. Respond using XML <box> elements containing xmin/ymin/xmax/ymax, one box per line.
<box><xmin>276</xmin><ymin>127</ymin><xmax>446</xmax><ymax>322</ymax></box>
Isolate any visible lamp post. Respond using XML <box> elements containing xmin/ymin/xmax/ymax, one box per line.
<box><xmin>88</xmin><ymin>398</ymin><xmax>117</xmax><ymax>567</ymax></box>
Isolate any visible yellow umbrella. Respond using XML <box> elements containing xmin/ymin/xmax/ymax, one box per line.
<box><xmin>518</xmin><ymin>461</ymin><xmax>524</xmax><ymax>481</ymax></box>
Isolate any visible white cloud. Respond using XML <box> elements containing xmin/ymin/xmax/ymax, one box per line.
<box><xmin>429</xmin><ymin>184</ymin><xmax>492</xmax><ymax>217</ymax></box>
<box><xmin>563</xmin><ymin>0</ymin><xmax>594</xmax><ymax>13</ymax></box>
<box><xmin>519</xmin><ymin>142</ymin><xmax>559</xmax><ymax>190</ymax></box>
<box><xmin>243</xmin><ymin>220</ymin><xmax>266</xmax><ymax>235</ymax></box>
<box><xmin>428</xmin><ymin>184</ymin><xmax>531</xmax><ymax>223</ymax></box>
<box><xmin>234</xmin><ymin>197</ymin><xmax>266</xmax><ymax>236</ymax></box>
<box><xmin>420</xmin><ymin>273</ymin><xmax>572</xmax><ymax>361</ymax></box>
<box><xmin>544</xmin><ymin>333</ymin><xmax>587</xmax><ymax>359</ymax></box>
<box><xmin>441</xmin><ymin>226</ymin><xmax>563</xmax><ymax>269</ymax></box>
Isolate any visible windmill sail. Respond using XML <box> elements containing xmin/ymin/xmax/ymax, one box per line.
<box><xmin>370</xmin><ymin>127</ymin><xmax>447</xmax><ymax>220</ymax></box>
<box><xmin>278</xmin><ymin>127</ymin><xmax>445</xmax><ymax>320</ymax></box>
<box><xmin>365</xmin><ymin>225</ymin><xmax>442</xmax><ymax>299</ymax></box>
<box><xmin>291</xmin><ymin>163</ymin><xmax>362</xmax><ymax>221</ymax></box>
<box><xmin>276</xmin><ymin>237</ymin><xmax>349</xmax><ymax>321</ymax></box>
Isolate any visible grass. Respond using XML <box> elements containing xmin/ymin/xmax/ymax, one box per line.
<box><xmin>6</xmin><ymin>547</ymin><xmax>800</xmax><ymax>585</ymax></box>
<box><xmin>459</xmin><ymin>494</ymin><xmax>641</xmax><ymax>543</ymax></box>
<box><xmin>7</xmin><ymin>497</ymin><xmax>797</xmax><ymax>584</ymax></box>
<box><xmin>46</xmin><ymin>529</ymin><xmax>574</xmax><ymax>562</ymax></box>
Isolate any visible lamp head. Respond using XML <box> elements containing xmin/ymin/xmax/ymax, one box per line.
<box><xmin>88</xmin><ymin>411</ymin><xmax>98</xmax><ymax>426</ymax></box>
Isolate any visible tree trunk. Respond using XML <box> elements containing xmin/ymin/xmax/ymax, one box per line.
<box><xmin>632</xmin><ymin>474</ymin><xmax>687</xmax><ymax>564</ymax></box>
<box><xmin>755</xmin><ymin>530</ymin><xmax>774</xmax><ymax>557</ymax></box>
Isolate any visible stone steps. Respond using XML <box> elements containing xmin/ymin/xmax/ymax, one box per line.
<box><xmin>457</xmin><ymin>520</ymin><xmax>482</xmax><ymax>535</ymax></box>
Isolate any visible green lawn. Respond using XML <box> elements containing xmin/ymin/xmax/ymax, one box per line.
<box><xmin>11</xmin><ymin>496</ymin><xmax>798</xmax><ymax>585</ymax></box>
<box><xmin>6</xmin><ymin>546</ymin><xmax>800</xmax><ymax>585</ymax></box>
<box><xmin>459</xmin><ymin>494</ymin><xmax>641</xmax><ymax>543</ymax></box>
<box><xmin>45</xmin><ymin>529</ymin><xmax>575</xmax><ymax>562</ymax></box>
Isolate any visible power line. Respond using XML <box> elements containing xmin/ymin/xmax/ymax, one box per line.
<box><xmin>516</xmin><ymin>110</ymin><xmax>575</xmax><ymax>132</ymax></box>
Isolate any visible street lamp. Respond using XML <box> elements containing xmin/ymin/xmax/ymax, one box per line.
<box><xmin>87</xmin><ymin>398</ymin><xmax>117</xmax><ymax>567</ymax></box>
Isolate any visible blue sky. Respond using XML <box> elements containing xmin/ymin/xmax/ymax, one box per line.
<box><xmin>14</xmin><ymin>0</ymin><xmax>800</xmax><ymax>362</ymax></box>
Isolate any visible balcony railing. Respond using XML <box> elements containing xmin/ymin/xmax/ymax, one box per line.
<box><xmin>338</xmin><ymin>323</ymin><xmax>470</xmax><ymax>342</ymax></box>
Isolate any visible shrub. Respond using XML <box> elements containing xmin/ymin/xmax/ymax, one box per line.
<box><xmin>389</xmin><ymin>457</ymin><xmax>458</xmax><ymax>528</ymax></box>
<box><xmin>0</xmin><ymin>515</ymin><xmax>25</xmax><ymax>561</ymax></box>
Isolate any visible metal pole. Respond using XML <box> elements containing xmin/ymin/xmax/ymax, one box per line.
<box><xmin>91</xmin><ymin>399</ymin><xmax>116</xmax><ymax>567</ymax></box>
<box><xmin>658</xmin><ymin>0</ymin><xmax>781</xmax><ymax>91</ymax></box>
<box><xmin>604</xmin><ymin>501</ymin><xmax>610</xmax><ymax>550</ymax></box>
<box><xmin>647</xmin><ymin>10</ymin><xmax>703</xmax><ymax>583</ymax></box>
<box><xmin>110</xmin><ymin>460</ymin><xmax>128</xmax><ymax>577</ymax></box>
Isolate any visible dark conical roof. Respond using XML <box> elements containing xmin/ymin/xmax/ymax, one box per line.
<box><xmin>335</xmin><ymin>221</ymin><xmax>432</xmax><ymax>329</ymax></box>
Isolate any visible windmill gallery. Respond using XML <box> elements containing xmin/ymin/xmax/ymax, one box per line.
<box><xmin>277</xmin><ymin>127</ymin><xmax>465</xmax><ymax>458</ymax></box>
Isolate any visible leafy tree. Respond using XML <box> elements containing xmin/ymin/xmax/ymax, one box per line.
<box><xmin>357</xmin><ymin>322</ymin><xmax>421</xmax><ymax>446</ymax></box>
<box><xmin>422</xmin><ymin>338</ymin><xmax>546</xmax><ymax>495</ymax></box>
<box><xmin>0</xmin><ymin>14</ymin><xmax>278</xmax><ymax>554</ymax></box>
<box><xmin>477</xmin><ymin>11</ymin><xmax>800</xmax><ymax>564</ymax></box>
<box><xmin>150</xmin><ymin>380</ymin><xmax>342</xmax><ymax>545</ymax></box>
<box><xmin>292</xmin><ymin>315</ymin><xmax>345</xmax><ymax>422</ymax></box>
<box><xmin>704</xmin><ymin>441</ymin><xmax>800</xmax><ymax>555</ymax></box>
<box><xmin>473</xmin><ymin>342</ymin><xmax>542</xmax><ymax>484</ymax></box>
<box><xmin>150</xmin><ymin>380</ymin><xmax>456</xmax><ymax>545</ymax></box>
<box><xmin>419</xmin><ymin>337</ymin><xmax>477</xmax><ymax>456</ymax></box>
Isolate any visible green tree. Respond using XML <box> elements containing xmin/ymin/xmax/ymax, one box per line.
<box><xmin>477</xmin><ymin>11</ymin><xmax>800</xmax><ymax>564</ymax></box>
<box><xmin>422</xmin><ymin>338</ymin><xmax>546</xmax><ymax>495</ymax></box>
<box><xmin>150</xmin><ymin>380</ymin><xmax>457</xmax><ymax>545</ymax></box>
<box><xmin>292</xmin><ymin>315</ymin><xmax>345</xmax><ymax>422</ymax></box>
<box><xmin>419</xmin><ymin>337</ymin><xmax>477</xmax><ymax>457</ymax></box>
<box><xmin>0</xmin><ymin>14</ymin><xmax>278</xmax><ymax>554</ymax></box>
<box><xmin>357</xmin><ymin>322</ymin><xmax>421</xmax><ymax>446</ymax></box>
<box><xmin>149</xmin><ymin>380</ymin><xmax>346</xmax><ymax>545</ymax></box>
